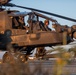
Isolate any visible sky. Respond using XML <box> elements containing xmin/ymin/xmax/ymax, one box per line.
<box><xmin>9</xmin><ymin>0</ymin><xmax>76</xmax><ymax>27</ymax></box>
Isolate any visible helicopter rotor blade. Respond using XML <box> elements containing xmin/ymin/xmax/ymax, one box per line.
<box><xmin>5</xmin><ymin>3</ymin><xmax>76</xmax><ymax>22</ymax></box>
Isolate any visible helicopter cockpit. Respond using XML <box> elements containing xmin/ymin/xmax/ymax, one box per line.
<box><xmin>8</xmin><ymin>11</ymin><xmax>53</xmax><ymax>33</ymax></box>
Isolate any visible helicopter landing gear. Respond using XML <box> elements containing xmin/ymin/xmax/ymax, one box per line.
<box><xmin>35</xmin><ymin>47</ymin><xmax>46</xmax><ymax>60</ymax></box>
<box><xmin>15</xmin><ymin>46</ymin><xmax>35</xmax><ymax>62</ymax></box>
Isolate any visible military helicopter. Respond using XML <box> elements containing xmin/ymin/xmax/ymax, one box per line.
<box><xmin>0</xmin><ymin>0</ymin><xmax>76</xmax><ymax>62</ymax></box>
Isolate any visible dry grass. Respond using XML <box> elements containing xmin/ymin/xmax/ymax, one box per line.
<box><xmin>0</xmin><ymin>62</ymin><xmax>51</xmax><ymax>75</ymax></box>
<box><xmin>0</xmin><ymin>44</ymin><xmax>76</xmax><ymax>75</ymax></box>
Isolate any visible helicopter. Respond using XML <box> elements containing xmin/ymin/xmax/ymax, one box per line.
<box><xmin>0</xmin><ymin>0</ymin><xmax>76</xmax><ymax>62</ymax></box>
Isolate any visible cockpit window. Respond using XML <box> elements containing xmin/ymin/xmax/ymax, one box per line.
<box><xmin>12</xmin><ymin>16</ymin><xmax>25</xmax><ymax>29</ymax></box>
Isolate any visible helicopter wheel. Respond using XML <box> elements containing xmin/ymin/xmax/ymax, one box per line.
<box><xmin>18</xmin><ymin>53</ymin><xmax>29</xmax><ymax>63</ymax></box>
<box><xmin>2</xmin><ymin>52</ymin><xmax>15</xmax><ymax>63</ymax></box>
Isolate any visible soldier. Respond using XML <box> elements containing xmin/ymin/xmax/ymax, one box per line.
<box><xmin>44</xmin><ymin>19</ymin><xmax>51</xmax><ymax>31</ymax></box>
<box><xmin>18</xmin><ymin>16</ymin><xmax>25</xmax><ymax>29</ymax></box>
<box><xmin>13</xmin><ymin>16</ymin><xmax>28</xmax><ymax>30</ymax></box>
